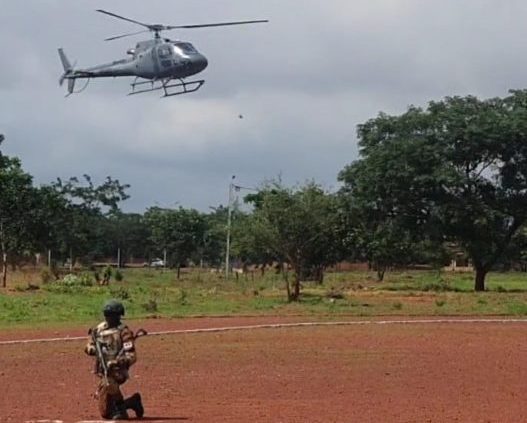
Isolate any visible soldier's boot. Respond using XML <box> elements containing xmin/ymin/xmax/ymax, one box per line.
<box><xmin>124</xmin><ymin>393</ymin><xmax>144</xmax><ymax>418</ymax></box>
<box><xmin>111</xmin><ymin>401</ymin><xmax>129</xmax><ymax>420</ymax></box>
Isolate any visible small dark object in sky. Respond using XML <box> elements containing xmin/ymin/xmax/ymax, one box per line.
<box><xmin>239</xmin><ymin>114</ymin><xmax>244</xmax><ymax>119</ymax></box>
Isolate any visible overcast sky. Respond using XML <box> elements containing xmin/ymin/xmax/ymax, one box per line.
<box><xmin>1</xmin><ymin>0</ymin><xmax>527</xmax><ymax>212</ymax></box>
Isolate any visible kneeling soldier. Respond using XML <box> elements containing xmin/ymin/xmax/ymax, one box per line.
<box><xmin>85</xmin><ymin>299</ymin><xmax>144</xmax><ymax>420</ymax></box>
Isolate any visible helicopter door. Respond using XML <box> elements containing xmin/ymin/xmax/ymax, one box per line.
<box><xmin>158</xmin><ymin>45</ymin><xmax>173</xmax><ymax>68</ymax></box>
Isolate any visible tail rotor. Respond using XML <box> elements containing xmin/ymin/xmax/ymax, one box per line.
<box><xmin>58</xmin><ymin>48</ymin><xmax>76</xmax><ymax>96</ymax></box>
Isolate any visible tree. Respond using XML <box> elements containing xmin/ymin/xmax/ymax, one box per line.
<box><xmin>0</xmin><ymin>136</ymin><xmax>42</xmax><ymax>286</ymax></box>
<box><xmin>340</xmin><ymin>90</ymin><xmax>527</xmax><ymax>291</ymax></box>
<box><xmin>145</xmin><ymin>207</ymin><xmax>207</xmax><ymax>278</ymax></box>
<box><xmin>50</xmin><ymin>175</ymin><xmax>130</xmax><ymax>266</ymax></box>
<box><xmin>338</xmin><ymin>172</ymin><xmax>421</xmax><ymax>281</ymax></box>
<box><xmin>231</xmin><ymin>211</ymin><xmax>278</xmax><ymax>274</ymax></box>
<box><xmin>244</xmin><ymin>182</ymin><xmax>341</xmax><ymax>301</ymax></box>
<box><xmin>104</xmin><ymin>212</ymin><xmax>152</xmax><ymax>267</ymax></box>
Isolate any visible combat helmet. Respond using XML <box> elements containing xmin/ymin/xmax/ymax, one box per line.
<box><xmin>103</xmin><ymin>299</ymin><xmax>125</xmax><ymax>317</ymax></box>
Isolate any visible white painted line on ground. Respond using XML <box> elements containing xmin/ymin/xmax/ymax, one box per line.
<box><xmin>26</xmin><ymin>420</ymin><xmax>115</xmax><ymax>423</ymax></box>
<box><xmin>5</xmin><ymin>318</ymin><xmax>527</xmax><ymax>346</ymax></box>
<box><xmin>25</xmin><ymin>420</ymin><xmax>64</xmax><ymax>423</ymax></box>
<box><xmin>77</xmin><ymin>420</ymin><xmax>116</xmax><ymax>423</ymax></box>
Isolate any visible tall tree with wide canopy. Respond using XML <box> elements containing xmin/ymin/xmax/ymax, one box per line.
<box><xmin>0</xmin><ymin>136</ymin><xmax>44</xmax><ymax>286</ymax></box>
<box><xmin>340</xmin><ymin>90</ymin><xmax>527</xmax><ymax>291</ymax></box>
<box><xmin>244</xmin><ymin>182</ymin><xmax>342</xmax><ymax>301</ymax></box>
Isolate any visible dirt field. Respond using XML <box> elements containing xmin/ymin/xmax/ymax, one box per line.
<box><xmin>1</xmin><ymin>317</ymin><xmax>527</xmax><ymax>422</ymax></box>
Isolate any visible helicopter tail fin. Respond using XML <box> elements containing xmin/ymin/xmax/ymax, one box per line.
<box><xmin>67</xmin><ymin>78</ymin><xmax>76</xmax><ymax>96</ymax></box>
<box><xmin>58</xmin><ymin>48</ymin><xmax>72</xmax><ymax>73</ymax></box>
<box><xmin>58</xmin><ymin>48</ymin><xmax>76</xmax><ymax>95</ymax></box>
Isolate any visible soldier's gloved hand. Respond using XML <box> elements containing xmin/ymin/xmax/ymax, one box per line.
<box><xmin>85</xmin><ymin>345</ymin><xmax>96</xmax><ymax>356</ymax></box>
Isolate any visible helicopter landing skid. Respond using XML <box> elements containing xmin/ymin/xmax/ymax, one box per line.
<box><xmin>129</xmin><ymin>77</ymin><xmax>205</xmax><ymax>97</ymax></box>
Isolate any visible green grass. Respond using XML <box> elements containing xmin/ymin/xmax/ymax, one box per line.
<box><xmin>1</xmin><ymin>268</ymin><xmax>527</xmax><ymax>329</ymax></box>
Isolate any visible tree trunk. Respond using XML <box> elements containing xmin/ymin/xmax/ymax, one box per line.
<box><xmin>283</xmin><ymin>268</ymin><xmax>291</xmax><ymax>301</ymax></box>
<box><xmin>317</xmin><ymin>267</ymin><xmax>324</xmax><ymax>285</ymax></box>
<box><xmin>0</xmin><ymin>221</ymin><xmax>6</xmax><ymax>288</ymax></box>
<box><xmin>474</xmin><ymin>266</ymin><xmax>487</xmax><ymax>292</ymax></box>
<box><xmin>2</xmin><ymin>252</ymin><xmax>7</xmax><ymax>288</ymax></box>
<box><xmin>376</xmin><ymin>266</ymin><xmax>386</xmax><ymax>282</ymax></box>
<box><xmin>290</xmin><ymin>272</ymin><xmax>301</xmax><ymax>302</ymax></box>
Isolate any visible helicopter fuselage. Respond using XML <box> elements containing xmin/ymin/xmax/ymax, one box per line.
<box><xmin>58</xmin><ymin>9</ymin><xmax>266</xmax><ymax>97</ymax></box>
<box><xmin>73</xmin><ymin>39</ymin><xmax>208</xmax><ymax>81</ymax></box>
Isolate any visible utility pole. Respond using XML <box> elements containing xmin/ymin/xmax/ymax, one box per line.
<box><xmin>0</xmin><ymin>220</ymin><xmax>6</xmax><ymax>288</ymax></box>
<box><xmin>225</xmin><ymin>175</ymin><xmax>236</xmax><ymax>280</ymax></box>
<box><xmin>225</xmin><ymin>177</ymin><xmax>258</xmax><ymax>280</ymax></box>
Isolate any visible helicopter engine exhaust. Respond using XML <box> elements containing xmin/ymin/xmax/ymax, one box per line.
<box><xmin>58</xmin><ymin>48</ymin><xmax>76</xmax><ymax>96</ymax></box>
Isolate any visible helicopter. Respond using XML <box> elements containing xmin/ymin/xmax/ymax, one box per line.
<box><xmin>58</xmin><ymin>9</ymin><xmax>268</xmax><ymax>97</ymax></box>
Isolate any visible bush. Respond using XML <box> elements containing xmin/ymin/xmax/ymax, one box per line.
<box><xmin>62</xmin><ymin>274</ymin><xmax>80</xmax><ymax>286</ymax></box>
<box><xmin>40</xmin><ymin>267</ymin><xmax>53</xmax><ymax>284</ymax></box>
<box><xmin>142</xmin><ymin>299</ymin><xmax>158</xmax><ymax>313</ymax></box>
<box><xmin>109</xmin><ymin>286</ymin><xmax>130</xmax><ymax>300</ymax></box>
<box><xmin>78</xmin><ymin>273</ymin><xmax>94</xmax><ymax>287</ymax></box>
<box><xmin>103</xmin><ymin>266</ymin><xmax>113</xmax><ymax>284</ymax></box>
<box><xmin>179</xmin><ymin>289</ymin><xmax>188</xmax><ymax>305</ymax></box>
<box><xmin>435</xmin><ymin>299</ymin><xmax>446</xmax><ymax>307</ymax></box>
<box><xmin>44</xmin><ymin>284</ymin><xmax>84</xmax><ymax>294</ymax></box>
<box><xmin>52</xmin><ymin>273</ymin><xmax>93</xmax><ymax>288</ymax></box>
<box><xmin>114</xmin><ymin>269</ymin><xmax>123</xmax><ymax>282</ymax></box>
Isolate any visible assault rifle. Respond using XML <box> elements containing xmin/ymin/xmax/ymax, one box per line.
<box><xmin>89</xmin><ymin>327</ymin><xmax>148</xmax><ymax>386</ymax></box>
<box><xmin>89</xmin><ymin>327</ymin><xmax>110</xmax><ymax>386</ymax></box>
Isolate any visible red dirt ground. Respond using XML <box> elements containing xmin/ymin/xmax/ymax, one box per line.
<box><xmin>1</xmin><ymin>317</ymin><xmax>527</xmax><ymax>422</ymax></box>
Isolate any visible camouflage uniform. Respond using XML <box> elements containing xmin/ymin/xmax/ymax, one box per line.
<box><xmin>85</xmin><ymin>300</ymin><xmax>143</xmax><ymax>420</ymax></box>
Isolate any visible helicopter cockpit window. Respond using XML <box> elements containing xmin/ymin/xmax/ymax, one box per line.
<box><xmin>158</xmin><ymin>46</ymin><xmax>173</xmax><ymax>58</ymax></box>
<box><xmin>174</xmin><ymin>43</ymin><xmax>198</xmax><ymax>54</ymax></box>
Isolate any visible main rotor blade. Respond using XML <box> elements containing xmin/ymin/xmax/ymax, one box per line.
<box><xmin>105</xmin><ymin>29</ymin><xmax>151</xmax><ymax>41</ymax></box>
<box><xmin>166</xmin><ymin>20</ymin><xmax>269</xmax><ymax>30</ymax></box>
<box><xmin>96</xmin><ymin>9</ymin><xmax>152</xmax><ymax>29</ymax></box>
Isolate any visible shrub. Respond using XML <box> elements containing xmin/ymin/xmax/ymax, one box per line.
<box><xmin>179</xmin><ymin>289</ymin><xmax>188</xmax><ymax>305</ymax></box>
<box><xmin>114</xmin><ymin>270</ymin><xmax>123</xmax><ymax>282</ymax></box>
<box><xmin>109</xmin><ymin>286</ymin><xmax>130</xmax><ymax>300</ymax></box>
<box><xmin>393</xmin><ymin>302</ymin><xmax>403</xmax><ymax>310</ymax></box>
<box><xmin>15</xmin><ymin>284</ymin><xmax>40</xmax><ymax>292</ymax></box>
<box><xmin>103</xmin><ymin>266</ymin><xmax>113</xmax><ymax>284</ymax></box>
<box><xmin>326</xmin><ymin>289</ymin><xmax>345</xmax><ymax>300</ymax></box>
<box><xmin>142</xmin><ymin>299</ymin><xmax>158</xmax><ymax>313</ymax></box>
<box><xmin>423</xmin><ymin>279</ymin><xmax>453</xmax><ymax>292</ymax></box>
<box><xmin>435</xmin><ymin>300</ymin><xmax>446</xmax><ymax>307</ymax></box>
<box><xmin>44</xmin><ymin>284</ymin><xmax>83</xmax><ymax>294</ymax></box>
<box><xmin>78</xmin><ymin>273</ymin><xmax>94</xmax><ymax>287</ymax></box>
<box><xmin>40</xmin><ymin>267</ymin><xmax>53</xmax><ymax>284</ymax></box>
<box><xmin>62</xmin><ymin>274</ymin><xmax>80</xmax><ymax>286</ymax></box>
<box><xmin>50</xmin><ymin>264</ymin><xmax>61</xmax><ymax>280</ymax></box>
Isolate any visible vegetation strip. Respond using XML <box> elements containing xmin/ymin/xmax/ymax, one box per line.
<box><xmin>3</xmin><ymin>318</ymin><xmax>527</xmax><ymax>346</ymax></box>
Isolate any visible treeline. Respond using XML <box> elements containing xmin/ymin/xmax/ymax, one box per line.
<box><xmin>3</xmin><ymin>90</ymin><xmax>527</xmax><ymax>296</ymax></box>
